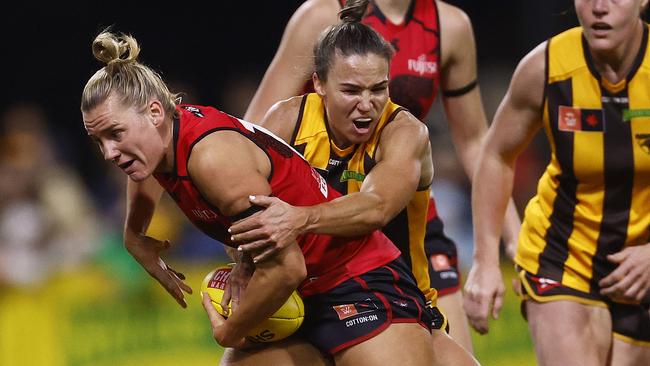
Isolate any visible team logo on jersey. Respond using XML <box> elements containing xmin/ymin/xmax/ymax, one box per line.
<box><xmin>340</xmin><ymin>170</ymin><xmax>365</xmax><ymax>183</ymax></box>
<box><xmin>528</xmin><ymin>275</ymin><xmax>561</xmax><ymax>294</ymax></box>
<box><xmin>558</xmin><ymin>106</ymin><xmax>605</xmax><ymax>132</ymax></box>
<box><xmin>333</xmin><ymin>299</ymin><xmax>378</xmax><ymax>320</ymax></box>
<box><xmin>182</xmin><ymin>106</ymin><xmax>204</xmax><ymax>118</ymax></box>
<box><xmin>407</xmin><ymin>54</ymin><xmax>437</xmax><ymax>76</ymax></box>
<box><xmin>623</xmin><ymin>108</ymin><xmax>650</xmax><ymax>121</ymax></box>
<box><xmin>635</xmin><ymin>133</ymin><xmax>650</xmax><ymax>154</ymax></box>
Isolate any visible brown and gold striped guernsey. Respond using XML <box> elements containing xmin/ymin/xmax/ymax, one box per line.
<box><xmin>516</xmin><ymin>25</ymin><xmax>650</xmax><ymax>299</ymax></box>
<box><xmin>291</xmin><ymin>93</ymin><xmax>437</xmax><ymax>303</ymax></box>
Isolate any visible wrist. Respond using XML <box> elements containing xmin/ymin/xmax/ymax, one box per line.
<box><xmin>123</xmin><ymin>228</ymin><xmax>145</xmax><ymax>249</ymax></box>
<box><xmin>302</xmin><ymin>205</ymin><xmax>321</xmax><ymax>234</ymax></box>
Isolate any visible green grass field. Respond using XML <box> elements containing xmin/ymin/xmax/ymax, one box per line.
<box><xmin>471</xmin><ymin>264</ymin><xmax>537</xmax><ymax>366</ymax></box>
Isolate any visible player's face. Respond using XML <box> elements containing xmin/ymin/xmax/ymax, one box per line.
<box><xmin>83</xmin><ymin>94</ymin><xmax>166</xmax><ymax>182</ymax></box>
<box><xmin>576</xmin><ymin>0</ymin><xmax>647</xmax><ymax>53</ymax></box>
<box><xmin>315</xmin><ymin>52</ymin><xmax>390</xmax><ymax>148</ymax></box>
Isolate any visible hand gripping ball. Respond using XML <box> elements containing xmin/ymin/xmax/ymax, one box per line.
<box><xmin>201</xmin><ymin>265</ymin><xmax>305</xmax><ymax>343</ymax></box>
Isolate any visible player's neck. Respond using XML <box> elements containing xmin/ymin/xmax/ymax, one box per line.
<box><xmin>590</xmin><ymin>21</ymin><xmax>644</xmax><ymax>85</ymax></box>
<box><xmin>373</xmin><ymin>0</ymin><xmax>411</xmax><ymax>24</ymax></box>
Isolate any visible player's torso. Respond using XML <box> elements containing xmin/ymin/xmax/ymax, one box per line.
<box><xmin>517</xmin><ymin>26</ymin><xmax>650</xmax><ymax>293</ymax></box>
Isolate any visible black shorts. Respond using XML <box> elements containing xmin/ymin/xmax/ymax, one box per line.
<box><xmin>298</xmin><ymin>258</ymin><xmax>437</xmax><ymax>355</ymax></box>
<box><xmin>424</xmin><ymin>214</ymin><xmax>461</xmax><ymax>296</ymax></box>
<box><xmin>518</xmin><ymin>269</ymin><xmax>650</xmax><ymax>346</ymax></box>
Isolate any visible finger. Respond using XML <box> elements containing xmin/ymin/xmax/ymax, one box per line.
<box><xmin>166</xmin><ymin>264</ymin><xmax>186</xmax><ymax>280</ymax></box>
<box><xmin>231</xmin><ymin>229</ymin><xmax>267</xmax><ymax>243</ymax></box>
<box><xmin>624</xmin><ymin>281</ymin><xmax>642</xmax><ymax>300</ymax></box>
<box><xmin>202</xmin><ymin>292</ymin><xmax>225</xmax><ymax>326</ymax></box>
<box><xmin>229</xmin><ymin>218</ymin><xmax>262</xmax><ymax>236</ymax></box>
<box><xmin>607</xmin><ymin>248</ymin><xmax>630</xmax><ymax>264</ymax></box>
<box><xmin>253</xmin><ymin>247</ymin><xmax>279</xmax><ymax>263</ymax></box>
<box><xmin>221</xmin><ymin>282</ymin><xmax>232</xmax><ymax>312</ymax></box>
<box><xmin>231</xmin><ymin>281</ymin><xmax>241</xmax><ymax>313</ymax></box>
<box><xmin>149</xmin><ymin>266</ymin><xmax>187</xmax><ymax>308</ymax></box>
<box><xmin>492</xmin><ymin>291</ymin><xmax>504</xmax><ymax>319</ymax></box>
<box><xmin>249</xmin><ymin>195</ymin><xmax>274</xmax><ymax>207</ymax></box>
<box><xmin>599</xmin><ymin>267</ymin><xmax>628</xmax><ymax>288</ymax></box>
<box><xmin>238</xmin><ymin>240</ymin><xmax>272</xmax><ymax>254</ymax></box>
<box><xmin>166</xmin><ymin>266</ymin><xmax>193</xmax><ymax>294</ymax></box>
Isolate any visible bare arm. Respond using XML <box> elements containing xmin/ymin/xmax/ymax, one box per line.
<box><xmin>231</xmin><ymin>110</ymin><xmax>431</xmax><ymax>261</ymax></box>
<box><xmin>189</xmin><ymin>131</ymin><xmax>306</xmax><ymax>347</ymax></box>
<box><xmin>243</xmin><ymin>0</ymin><xmax>339</xmax><ymax>123</ymax></box>
<box><xmin>463</xmin><ymin>42</ymin><xmax>547</xmax><ymax>334</ymax></box>
<box><xmin>124</xmin><ymin>176</ymin><xmax>192</xmax><ymax>308</ymax></box>
<box><xmin>439</xmin><ymin>1</ymin><xmax>521</xmax><ymax>256</ymax></box>
<box><xmin>302</xmin><ymin>114</ymin><xmax>430</xmax><ymax>235</ymax></box>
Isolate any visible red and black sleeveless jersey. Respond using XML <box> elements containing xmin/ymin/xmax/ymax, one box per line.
<box><xmin>338</xmin><ymin>0</ymin><xmax>441</xmax><ymax>120</ymax></box>
<box><xmin>153</xmin><ymin>104</ymin><xmax>400</xmax><ymax>296</ymax></box>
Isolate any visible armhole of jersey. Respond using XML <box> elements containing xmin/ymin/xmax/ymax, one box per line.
<box><xmin>371</xmin><ymin>106</ymin><xmax>407</xmax><ymax>157</ymax></box>
<box><xmin>541</xmin><ymin>39</ymin><xmax>550</xmax><ymax>115</ymax></box>
<box><xmin>186</xmin><ymin>127</ymin><xmax>276</xmax><ymax>184</ymax></box>
<box><xmin>338</xmin><ymin>0</ymin><xmax>344</xmax><ymax>8</ymax></box>
<box><xmin>290</xmin><ymin>94</ymin><xmax>309</xmax><ymax>145</ymax></box>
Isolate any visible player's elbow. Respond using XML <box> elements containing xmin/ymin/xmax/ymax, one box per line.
<box><xmin>285</xmin><ymin>261</ymin><xmax>307</xmax><ymax>288</ymax></box>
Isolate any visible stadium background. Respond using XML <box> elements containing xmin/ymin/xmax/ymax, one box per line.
<box><xmin>0</xmin><ymin>1</ymin><xmax>579</xmax><ymax>365</ymax></box>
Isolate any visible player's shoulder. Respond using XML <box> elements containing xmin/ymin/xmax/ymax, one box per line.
<box><xmin>385</xmin><ymin>109</ymin><xmax>429</xmax><ymax>142</ymax></box>
<box><xmin>437</xmin><ymin>1</ymin><xmax>472</xmax><ymax>37</ymax></box>
<box><xmin>291</xmin><ymin>0</ymin><xmax>340</xmax><ymax>27</ymax></box>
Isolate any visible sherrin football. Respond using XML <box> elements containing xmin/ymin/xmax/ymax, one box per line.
<box><xmin>201</xmin><ymin>265</ymin><xmax>305</xmax><ymax>343</ymax></box>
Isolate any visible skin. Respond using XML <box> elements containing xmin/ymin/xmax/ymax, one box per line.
<box><xmin>465</xmin><ymin>0</ymin><xmax>650</xmax><ymax>364</ymax></box>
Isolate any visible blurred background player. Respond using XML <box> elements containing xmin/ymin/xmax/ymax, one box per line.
<box><xmin>464</xmin><ymin>0</ymin><xmax>650</xmax><ymax>365</ymax></box>
<box><xmin>240</xmin><ymin>0</ymin><xmax>522</xmax><ymax>352</ymax></box>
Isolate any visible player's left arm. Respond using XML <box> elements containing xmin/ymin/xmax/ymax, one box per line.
<box><xmin>189</xmin><ymin>131</ymin><xmax>306</xmax><ymax>348</ymax></box>
<box><xmin>439</xmin><ymin>2</ymin><xmax>521</xmax><ymax>257</ymax></box>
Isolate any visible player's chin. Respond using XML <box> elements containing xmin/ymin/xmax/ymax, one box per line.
<box><xmin>127</xmin><ymin>170</ymin><xmax>149</xmax><ymax>182</ymax></box>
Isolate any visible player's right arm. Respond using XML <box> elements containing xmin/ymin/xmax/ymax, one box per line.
<box><xmin>243</xmin><ymin>0</ymin><xmax>339</xmax><ymax>123</ymax></box>
<box><xmin>463</xmin><ymin>42</ymin><xmax>547</xmax><ymax>334</ymax></box>
<box><xmin>124</xmin><ymin>176</ymin><xmax>193</xmax><ymax>308</ymax></box>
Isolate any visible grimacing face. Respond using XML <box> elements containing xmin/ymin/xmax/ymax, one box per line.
<box><xmin>314</xmin><ymin>51</ymin><xmax>390</xmax><ymax>148</ymax></box>
<box><xmin>576</xmin><ymin>0</ymin><xmax>647</xmax><ymax>53</ymax></box>
<box><xmin>83</xmin><ymin>94</ymin><xmax>167</xmax><ymax>182</ymax></box>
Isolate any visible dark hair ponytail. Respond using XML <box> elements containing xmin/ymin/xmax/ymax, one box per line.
<box><xmin>339</xmin><ymin>0</ymin><xmax>369</xmax><ymax>23</ymax></box>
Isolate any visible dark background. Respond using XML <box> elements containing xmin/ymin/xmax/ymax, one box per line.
<box><xmin>1</xmin><ymin>1</ymin><xmax>579</xmax><ymax>197</ymax></box>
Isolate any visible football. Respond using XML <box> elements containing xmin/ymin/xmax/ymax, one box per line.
<box><xmin>201</xmin><ymin>265</ymin><xmax>305</xmax><ymax>343</ymax></box>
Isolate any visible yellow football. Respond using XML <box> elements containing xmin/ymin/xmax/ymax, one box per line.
<box><xmin>201</xmin><ymin>265</ymin><xmax>305</xmax><ymax>343</ymax></box>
